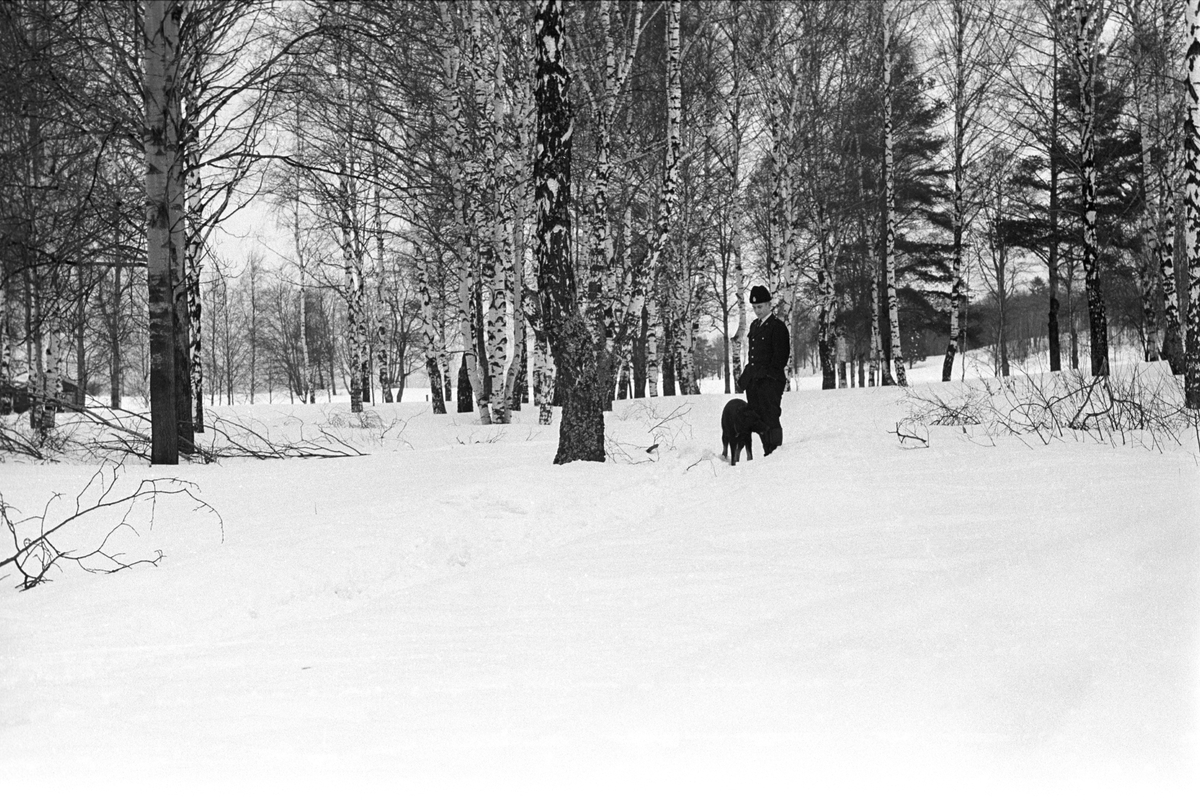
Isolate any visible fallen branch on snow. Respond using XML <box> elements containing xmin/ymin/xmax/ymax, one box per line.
<box><xmin>0</xmin><ymin>461</ymin><xmax>223</xmax><ymax>590</ymax></box>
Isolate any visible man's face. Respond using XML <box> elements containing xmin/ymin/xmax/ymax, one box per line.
<box><xmin>752</xmin><ymin>301</ymin><xmax>772</xmax><ymax>321</ymax></box>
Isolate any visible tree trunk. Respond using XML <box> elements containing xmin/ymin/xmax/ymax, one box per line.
<box><xmin>1074</xmin><ymin>0</ymin><xmax>1110</xmax><ymax>376</ymax></box>
<box><xmin>109</xmin><ymin>263</ymin><xmax>122</xmax><ymax>408</ymax></box>
<box><xmin>1048</xmin><ymin>0</ymin><xmax>1063</xmax><ymax>372</ymax></box>
<box><xmin>535</xmin><ymin>0</ymin><xmax>604</xmax><ymax>462</ymax></box>
<box><xmin>169</xmin><ymin>72</ymin><xmax>192</xmax><ymax>450</ymax></box>
<box><xmin>1160</xmin><ymin>158</ymin><xmax>1186</xmax><ymax>372</ymax></box>
<box><xmin>645</xmin><ymin>297</ymin><xmax>660</xmax><ymax>396</ymax></box>
<box><xmin>144</xmin><ymin>0</ymin><xmax>181</xmax><ymax>464</ymax></box>
<box><xmin>1134</xmin><ymin>2</ymin><xmax>1162</xmax><ymax>362</ymax></box>
<box><xmin>373</xmin><ymin>142</ymin><xmax>393</xmax><ymax>405</ymax></box>
<box><xmin>472</xmin><ymin>1</ymin><xmax>508</xmax><ymax>424</ymax></box>
<box><xmin>943</xmin><ymin>0</ymin><xmax>966</xmax><ymax>382</ymax></box>
<box><xmin>1185</xmin><ymin>0</ymin><xmax>1200</xmax><ymax>407</ymax></box>
<box><xmin>183</xmin><ymin>81</ymin><xmax>204</xmax><ymax>432</ymax></box>
<box><xmin>882</xmin><ymin>0</ymin><xmax>906</xmax><ymax>387</ymax></box>
<box><xmin>0</xmin><ymin>271</ymin><xmax>8</xmax><ymax>415</ymax></box>
<box><xmin>417</xmin><ymin>248</ymin><xmax>447</xmax><ymax>414</ymax></box>
<box><xmin>75</xmin><ymin>265</ymin><xmax>86</xmax><ymax>407</ymax></box>
<box><xmin>441</xmin><ymin>2</ymin><xmax>488</xmax><ymax>424</ymax></box>
<box><xmin>457</xmin><ymin>360</ymin><xmax>473</xmax><ymax>413</ymax></box>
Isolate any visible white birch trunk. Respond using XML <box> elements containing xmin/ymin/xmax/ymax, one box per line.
<box><xmin>942</xmin><ymin>0</ymin><xmax>967</xmax><ymax>382</ymax></box>
<box><xmin>1074</xmin><ymin>0</ymin><xmax>1110</xmax><ymax>376</ymax></box>
<box><xmin>144</xmin><ymin>0</ymin><xmax>181</xmax><ymax>463</ymax></box>
<box><xmin>534</xmin><ymin>334</ymin><xmax>554</xmax><ymax>425</ymax></box>
<box><xmin>441</xmin><ymin>2</ymin><xmax>489</xmax><ymax>424</ymax></box>
<box><xmin>372</xmin><ymin>138</ymin><xmax>392</xmax><ymax>404</ymax></box>
<box><xmin>639</xmin><ymin>0</ymin><xmax>680</xmax><ymax>402</ymax></box>
<box><xmin>869</xmin><ymin>213</ymin><xmax>882</xmax><ymax>387</ymax></box>
<box><xmin>1184</xmin><ymin>0</ymin><xmax>1200</xmax><ymax>406</ymax></box>
<box><xmin>1133</xmin><ymin>2</ymin><xmax>1162</xmax><ymax>362</ymax></box>
<box><xmin>417</xmin><ymin>248</ymin><xmax>447</xmax><ymax>414</ymax></box>
<box><xmin>0</xmin><ymin>261</ymin><xmax>8</xmax><ymax>411</ymax></box>
<box><xmin>184</xmin><ymin>131</ymin><xmax>204</xmax><ymax>430</ymax></box>
<box><xmin>1159</xmin><ymin>153</ymin><xmax>1186</xmax><ymax>371</ymax></box>
<box><xmin>882</xmin><ymin>0</ymin><xmax>906</xmax><ymax>387</ymax></box>
<box><xmin>646</xmin><ymin>297</ymin><xmax>660</xmax><ymax>397</ymax></box>
<box><xmin>732</xmin><ymin>228</ymin><xmax>747</xmax><ymax>390</ymax></box>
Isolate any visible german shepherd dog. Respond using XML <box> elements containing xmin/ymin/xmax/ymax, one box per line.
<box><xmin>721</xmin><ymin>398</ymin><xmax>767</xmax><ymax>466</ymax></box>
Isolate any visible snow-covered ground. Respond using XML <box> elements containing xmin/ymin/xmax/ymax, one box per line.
<box><xmin>1</xmin><ymin>357</ymin><xmax>1197</xmax><ymax>807</ymax></box>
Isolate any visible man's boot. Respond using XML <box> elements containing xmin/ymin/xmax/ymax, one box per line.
<box><xmin>764</xmin><ymin>426</ymin><xmax>783</xmax><ymax>455</ymax></box>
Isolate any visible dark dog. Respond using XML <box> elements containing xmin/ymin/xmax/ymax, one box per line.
<box><xmin>721</xmin><ymin>398</ymin><xmax>767</xmax><ymax>466</ymax></box>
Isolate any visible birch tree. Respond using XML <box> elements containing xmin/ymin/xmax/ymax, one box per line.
<box><xmin>439</xmin><ymin>2</ymin><xmax>490</xmax><ymax>423</ymax></box>
<box><xmin>647</xmin><ymin>0</ymin><xmax>683</xmax><ymax>398</ymax></box>
<box><xmin>881</xmin><ymin>0</ymin><xmax>907</xmax><ymax>386</ymax></box>
<box><xmin>1128</xmin><ymin>0</ymin><xmax>1163</xmax><ymax>361</ymax></box>
<box><xmin>144</xmin><ymin>0</ymin><xmax>183</xmax><ymax>463</ymax></box>
<box><xmin>1073</xmin><ymin>0</ymin><xmax>1111</xmax><ymax>376</ymax></box>
<box><xmin>416</xmin><ymin>246</ymin><xmax>447</xmax><ymax>414</ymax></box>
<box><xmin>534</xmin><ymin>0</ymin><xmax>604</xmax><ymax>463</ymax></box>
<box><xmin>1184</xmin><ymin>0</ymin><xmax>1200</xmax><ymax>406</ymax></box>
<box><xmin>1124</xmin><ymin>0</ymin><xmax>1187</xmax><ymax>372</ymax></box>
<box><xmin>575</xmin><ymin>0</ymin><xmax>644</xmax><ymax>404</ymax></box>
<box><xmin>932</xmin><ymin>0</ymin><xmax>1013</xmax><ymax>381</ymax></box>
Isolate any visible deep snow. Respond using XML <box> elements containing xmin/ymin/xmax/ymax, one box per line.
<box><xmin>1</xmin><ymin>359</ymin><xmax>1197</xmax><ymax>807</ymax></box>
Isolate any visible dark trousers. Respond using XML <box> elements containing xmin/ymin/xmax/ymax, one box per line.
<box><xmin>746</xmin><ymin>377</ymin><xmax>784</xmax><ymax>444</ymax></box>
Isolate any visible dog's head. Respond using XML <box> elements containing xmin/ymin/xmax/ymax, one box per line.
<box><xmin>735</xmin><ymin>406</ymin><xmax>767</xmax><ymax>437</ymax></box>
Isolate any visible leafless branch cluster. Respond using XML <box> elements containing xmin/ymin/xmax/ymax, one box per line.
<box><xmin>0</xmin><ymin>400</ymin><xmax>389</xmax><ymax>464</ymax></box>
<box><xmin>607</xmin><ymin>401</ymin><xmax>694</xmax><ymax>463</ymax></box>
<box><xmin>0</xmin><ymin>462</ymin><xmax>222</xmax><ymax>590</ymax></box>
<box><xmin>903</xmin><ymin>367</ymin><xmax>1199</xmax><ymax>451</ymax></box>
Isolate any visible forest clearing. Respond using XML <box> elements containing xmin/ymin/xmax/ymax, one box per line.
<box><xmin>4</xmin><ymin>0</ymin><xmax>1200</xmax><ymax>802</ymax></box>
<box><xmin>2</xmin><ymin>358</ymin><xmax>1197</xmax><ymax>804</ymax></box>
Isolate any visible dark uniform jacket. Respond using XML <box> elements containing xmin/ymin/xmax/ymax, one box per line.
<box><xmin>744</xmin><ymin>314</ymin><xmax>790</xmax><ymax>383</ymax></box>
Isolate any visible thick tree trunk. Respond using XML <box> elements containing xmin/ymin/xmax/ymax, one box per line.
<box><xmin>534</xmin><ymin>0</ymin><xmax>603</xmax><ymax>462</ymax></box>
<box><xmin>144</xmin><ymin>0</ymin><xmax>181</xmax><ymax>464</ymax></box>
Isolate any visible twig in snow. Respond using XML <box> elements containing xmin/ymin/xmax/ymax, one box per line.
<box><xmin>891</xmin><ymin>421</ymin><xmax>929</xmax><ymax>448</ymax></box>
<box><xmin>0</xmin><ymin>461</ymin><xmax>223</xmax><ymax>590</ymax></box>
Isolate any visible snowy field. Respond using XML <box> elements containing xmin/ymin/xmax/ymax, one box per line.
<box><xmin>1</xmin><ymin>357</ymin><xmax>1197</xmax><ymax>807</ymax></box>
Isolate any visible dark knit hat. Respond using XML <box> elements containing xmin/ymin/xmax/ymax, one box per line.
<box><xmin>749</xmin><ymin>285</ymin><xmax>771</xmax><ymax>304</ymax></box>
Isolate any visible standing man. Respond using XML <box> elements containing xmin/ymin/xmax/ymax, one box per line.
<box><xmin>738</xmin><ymin>285</ymin><xmax>789</xmax><ymax>454</ymax></box>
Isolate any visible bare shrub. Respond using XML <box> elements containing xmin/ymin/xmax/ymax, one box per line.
<box><xmin>607</xmin><ymin>401</ymin><xmax>693</xmax><ymax>463</ymax></box>
<box><xmin>903</xmin><ymin>365</ymin><xmax>1198</xmax><ymax>451</ymax></box>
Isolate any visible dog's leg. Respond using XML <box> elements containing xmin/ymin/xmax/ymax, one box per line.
<box><xmin>745</xmin><ymin>438</ymin><xmax>753</xmax><ymax>462</ymax></box>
